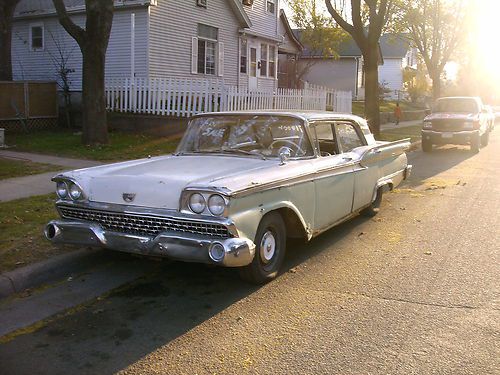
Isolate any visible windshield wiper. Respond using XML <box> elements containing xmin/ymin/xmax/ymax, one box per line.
<box><xmin>220</xmin><ymin>148</ymin><xmax>266</xmax><ymax>160</ymax></box>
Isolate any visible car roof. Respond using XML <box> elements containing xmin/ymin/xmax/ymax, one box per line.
<box><xmin>192</xmin><ymin>110</ymin><xmax>369</xmax><ymax>128</ymax></box>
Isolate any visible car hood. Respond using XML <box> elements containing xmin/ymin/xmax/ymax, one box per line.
<box><xmin>59</xmin><ymin>155</ymin><xmax>312</xmax><ymax>209</ymax></box>
<box><xmin>425</xmin><ymin>112</ymin><xmax>478</xmax><ymax>121</ymax></box>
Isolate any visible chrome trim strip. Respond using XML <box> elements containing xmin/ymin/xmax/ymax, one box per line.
<box><xmin>231</xmin><ymin>160</ymin><xmax>358</xmax><ymax>197</ymax></box>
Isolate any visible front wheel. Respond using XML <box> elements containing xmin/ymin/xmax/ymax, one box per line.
<box><xmin>239</xmin><ymin>212</ymin><xmax>286</xmax><ymax>284</ymax></box>
<box><xmin>470</xmin><ymin>134</ymin><xmax>480</xmax><ymax>153</ymax></box>
<box><xmin>481</xmin><ymin>131</ymin><xmax>489</xmax><ymax>146</ymax></box>
<box><xmin>422</xmin><ymin>139</ymin><xmax>432</xmax><ymax>153</ymax></box>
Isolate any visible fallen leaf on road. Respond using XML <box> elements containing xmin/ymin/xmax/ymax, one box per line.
<box><xmin>424</xmin><ymin>251</ymin><xmax>432</xmax><ymax>255</ymax></box>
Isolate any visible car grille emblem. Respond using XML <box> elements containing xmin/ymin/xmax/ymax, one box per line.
<box><xmin>122</xmin><ymin>193</ymin><xmax>136</xmax><ymax>203</ymax></box>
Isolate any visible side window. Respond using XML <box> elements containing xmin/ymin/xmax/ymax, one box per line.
<box><xmin>314</xmin><ymin>122</ymin><xmax>338</xmax><ymax>156</ymax></box>
<box><xmin>335</xmin><ymin>122</ymin><xmax>365</xmax><ymax>153</ymax></box>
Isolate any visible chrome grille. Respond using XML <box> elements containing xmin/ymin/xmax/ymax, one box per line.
<box><xmin>431</xmin><ymin>120</ymin><xmax>465</xmax><ymax>132</ymax></box>
<box><xmin>58</xmin><ymin>205</ymin><xmax>231</xmax><ymax>238</ymax></box>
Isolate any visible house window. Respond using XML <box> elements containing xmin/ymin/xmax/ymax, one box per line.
<box><xmin>240</xmin><ymin>39</ymin><xmax>247</xmax><ymax>74</ymax></box>
<box><xmin>269</xmin><ymin>45</ymin><xmax>276</xmax><ymax>78</ymax></box>
<box><xmin>30</xmin><ymin>24</ymin><xmax>44</xmax><ymax>51</ymax></box>
<box><xmin>197</xmin><ymin>24</ymin><xmax>218</xmax><ymax>75</ymax></box>
<box><xmin>260</xmin><ymin>43</ymin><xmax>268</xmax><ymax>76</ymax></box>
<box><xmin>266</xmin><ymin>0</ymin><xmax>276</xmax><ymax>13</ymax></box>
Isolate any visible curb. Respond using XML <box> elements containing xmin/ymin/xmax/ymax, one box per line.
<box><xmin>0</xmin><ymin>248</ymin><xmax>107</xmax><ymax>299</ymax></box>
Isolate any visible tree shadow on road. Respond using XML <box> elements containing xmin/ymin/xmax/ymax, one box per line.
<box><xmin>405</xmin><ymin>145</ymin><xmax>476</xmax><ymax>188</ymax></box>
<box><xmin>0</xmin><ymin>213</ymin><xmax>372</xmax><ymax>375</ymax></box>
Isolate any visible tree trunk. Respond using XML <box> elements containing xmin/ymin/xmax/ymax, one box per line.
<box><xmin>0</xmin><ymin>1</ymin><xmax>17</xmax><ymax>81</ymax></box>
<box><xmin>431</xmin><ymin>71</ymin><xmax>441</xmax><ymax>100</ymax></box>
<box><xmin>364</xmin><ymin>54</ymin><xmax>381</xmax><ymax>137</ymax></box>
<box><xmin>81</xmin><ymin>44</ymin><xmax>108</xmax><ymax>144</ymax></box>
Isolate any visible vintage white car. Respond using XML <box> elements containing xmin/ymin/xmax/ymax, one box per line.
<box><xmin>45</xmin><ymin>111</ymin><xmax>412</xmax><ymax>283</ymax></box>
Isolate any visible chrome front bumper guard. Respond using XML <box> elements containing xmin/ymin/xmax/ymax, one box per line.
<box><xmin>45</xmin><ymin>220</ymin><xmax>256</xmax><ymax>267</ymax></box>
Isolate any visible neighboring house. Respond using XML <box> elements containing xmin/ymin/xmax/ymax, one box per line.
<box><xmin>296</xmin><ymin>32</ymin><xmax>410</xmax><ymax>100</ymax></box>
<box><xmin>11</xmin><ymin>0</ymin><xmax>290</xmax><ymax>93</ymax></box>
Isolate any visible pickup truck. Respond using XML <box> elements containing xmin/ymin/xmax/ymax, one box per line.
<box><xmin>45</xmin><ymin>111</ymin><xmax>412</xmax><ymax>283</ymax></box>
<box><xmin>422</xmin><ymin>96</ymin><xmax>490</xmax><ymax>153</ymax></box>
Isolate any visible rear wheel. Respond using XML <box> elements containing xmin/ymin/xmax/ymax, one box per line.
<box><xmin>470</xmin><ymin>134</ymin><xmax>480</xmax><ymax>153</ymax></box>
<box><xmin>361</xmin><ymin>187</ymin><xmax>383</xmax><ymax>217</ymax></box>
<box><xmin>239</xmin><ymin>212</ymin><xmax>286</xmax><ymax>284</ymax></box>
<box><xmin>422</xmin><ymin>139</ymin><xmax>432</xmax><ymax>153</ymax></box>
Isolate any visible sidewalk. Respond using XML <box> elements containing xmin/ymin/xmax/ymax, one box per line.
<box><xmin>0</xmin><ymin>150</ymin><xmax>101</xmax><ymax>202</ymax></box>
<box><xmin>380</xmin><ymin>119</ymin><xmax>423</xmax><ymax>131</ymax></box>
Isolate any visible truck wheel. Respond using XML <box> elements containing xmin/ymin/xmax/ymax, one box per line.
<box><xmin>239</xmin><ymin>212</ymin><xmax>286</xmax><ymax>284</ymax></box>
<box><xmin>470</xmin><ymin>134</ymin><xmax>480</xmax><ymax>153</ymax></box>
<box><xmin>361</xmin><ymin>188</ymin><xmax>383</xmax><ymax>217</ymax></box>
<box><xmin>422</xmin><ymin>139</ymin><xmax>432</xmax><ymax>153</ymax></box>
<box><xmin>481</xmin><ymin>131</ymin><xmax>489</xmax><ymax>146</ymax></box>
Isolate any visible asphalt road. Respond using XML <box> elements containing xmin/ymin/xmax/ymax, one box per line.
<box><xmin>0</xmin><ymin>132</ymin><xmax>499</xmax><ymax>375</ymax></box>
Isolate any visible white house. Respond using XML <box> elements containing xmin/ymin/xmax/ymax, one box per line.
<box><xmin>296</xmin><ymin>33</ymin><xmax>411</xmax><ymax>100</ymax></box>
<box><xmin>12</xmin><ymin>0</ymin><xmax>288</xmax><ymax>92</ymax></box>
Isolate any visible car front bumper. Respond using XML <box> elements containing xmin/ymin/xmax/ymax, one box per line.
<box><xmin>45</xmin><ymin>219</ymin><xmax>256</xmax><ymax>267</ymax></box>
<box><xmin>421</xmin><ymin>130</ymin><xmax>479</xmax><ymax>145</ymax></box>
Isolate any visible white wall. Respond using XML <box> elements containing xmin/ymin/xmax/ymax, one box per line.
<box><xmin>378</xmin><ymin>58</ymin><xmax>404</xmax><ymax>97</ymax></box>
<box><xmin>12</xmin><ymin>8</ymin><xmax>149</xmax><ymax>91</ymax></box>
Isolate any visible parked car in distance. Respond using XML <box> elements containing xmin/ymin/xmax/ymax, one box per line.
<box><xmin>422</xmin><ymin>96</ymin><xmax>490</xmax><ymax>153</ymax></box>
<box><xmin>45</xmin><ymin>111</ymin><xmax>412</xmax><ymax>284</ymax></box>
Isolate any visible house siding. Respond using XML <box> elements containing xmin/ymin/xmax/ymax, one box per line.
<box><xmin>148</xmin><ymin>0</ymin><xmax>241</xmax><ymax>86</ymax></box>
<box><xmin>300</xmin><ymin>58</ymin><xmax>357</xmax><ymax>94</ymax></box>
<box><xmin>12</xmin><ymin>7</ymin><xmax>149</xmax><ymax>91</ymax></box>
<box><xmin>242</xmin><ymin>0</ymin><xmax>278</xmax><ymax>37</ymax></box>
<box><xmin>379</xmin><ymin>58</ymin><xmax>404</xmax><ymax>96</ymax></box>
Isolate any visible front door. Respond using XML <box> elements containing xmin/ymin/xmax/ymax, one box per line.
<box><xmin>248</xmin><ymin>43</ymin><xmax>258</xmax><ymax>91</ymax></box>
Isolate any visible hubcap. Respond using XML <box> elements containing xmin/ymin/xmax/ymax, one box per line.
<box><xmin>260</xmin><ymin>230</ymin><xmax>276</xmax><ymax>264</ymax></box>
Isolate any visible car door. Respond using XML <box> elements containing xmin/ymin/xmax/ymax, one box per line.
<box><xmin>312</xmin><ymin>121</ymin><xmax>355</xmax><ymax>231</ymax></box>
<box><xmin>333</xmin><ymin>121</ymin><xmax>376</xmax><ymax>212</ymax></box>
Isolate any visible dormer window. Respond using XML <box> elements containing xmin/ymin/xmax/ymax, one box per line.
<box><xmin>266</xmin><ymin>0</ymin><xmax>276</xmax><ymax>13</ymax></box>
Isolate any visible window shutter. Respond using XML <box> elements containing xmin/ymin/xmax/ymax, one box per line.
<box><xmin>218</xmin><ymin>42</ymin><xmax>224</xmax><ymax>77</ymax></box>
<box><xmin>191</xmin><ymin>37</ymin><xmax>198</xmax><ymax>74</ymax></box>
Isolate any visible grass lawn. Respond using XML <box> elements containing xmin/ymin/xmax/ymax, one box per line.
<box><xmin>352</xmin><ymin>101</ymin><xmax>425</xmax><ymax>117</ymax></box>
<box><xmin>378</xmin><ymin>124</ymin><xmax>423</xmax><ymax>143</ymax></box>
<box><xmin>0</xmin><ymin>157</ymin><xmax>63</xmax><ymax>180</ymax></box>
<box><xmin>0</xmin><ymin>194</ymin><xmax>77</xmax><ymax>273</ymax></box>
<box><xmin>7</xmin><ymin>130</ymin><xmax>181</xmax><ymax>162</ymax></box>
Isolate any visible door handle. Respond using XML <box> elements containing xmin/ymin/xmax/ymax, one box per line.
<box><xmin>373</xmin><ymin>149</ymin><xmax>382</xmax><ymax>154</ymax></box>
<box><xmin>342</xmin><ymin>156</ymin><xmax>353</xmax><ymax>162</ymax></box>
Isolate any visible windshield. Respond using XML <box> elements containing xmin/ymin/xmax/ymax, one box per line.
<box><xmin>177</xmin><ymin>115</ymin><xmax>314</xmax><ymax>158</ymax></box>
<box><xmin>434</xmin><ymin>98</ymin><xmax>479</xmax><ymax>113</ymax></box>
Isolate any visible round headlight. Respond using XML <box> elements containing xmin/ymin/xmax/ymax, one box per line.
<box><xmin>56</xmin><ymin>181</ymin><xmax>68</xmax><ymax>199</ymax></box>
<box><xmin>189</xmin><ymin>193</ymin><xmax>206</xmax><ymax>214</ymax></box>
<box><xmin>208</xmin><ymin>194</ymin><xmax>226</xmax><ymax>216</ymax></box>
<box><xmin>69</xmin><ymin>183</ymin><xmax>83</xmax><ymax>200</ymax></box>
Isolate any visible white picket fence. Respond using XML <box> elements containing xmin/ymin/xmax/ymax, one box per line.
<box><xmin>105</xmin><ymin>77</ymin><xmax>352</xmax><ymax>117</ymax></box>
<box><xmin>304</xmin><ymin>82</ymin><xmax>353</xmax><ymax>114</ymax></box>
